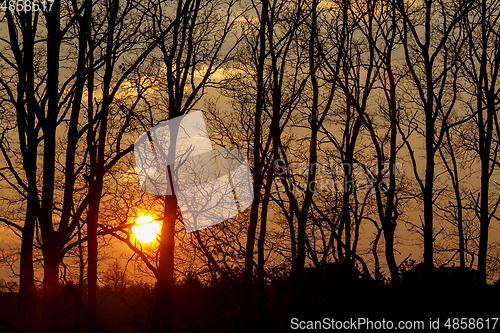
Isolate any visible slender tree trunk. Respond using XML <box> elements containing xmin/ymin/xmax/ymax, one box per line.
<box><xmin>257</xmin><ymin>0</ymin><xmax>284</xmax><ymax>292</ymax></box>
<box><xmin>372</xmin><ymin>227</ymin><xmax>382</xmax><ymax>282</ymax></box>
<box><xmin>243</xmin><ymin>179</ymin><xmax>262</xmax><ymax>328</ymax></box>
<box><xmin>476</xmin><ymin>0</ymin><xmax>494</xmax><ymax>287</ymax></box>
<box><xmin>477</xmin><ymin>93</ymin><xmax>493</xmax><ymax>286</ymax></box>
<box><xmin>440</xmin><ymin>128</ymin><xmax>466</xmax><ymax>268</ymax></box>
<box><xmin>423</xmin><ymin>146</ymin><xmax>435</xmax><ymax>271</ymax></box>
<box><xmin>15</xmin><ymin>11</ymin><xmax>38</xmax><ymax>332</ymax></box>
<box><xmin>17</xmin><ymin>201</ymin><xmax>37</xmax><ymax>333</ymax></box>
<box><xmin>243</xmin><ymin>0</ymin><xmax>268</xmax><ymax>328</ymax></box>
<box><xmin>257</xmin><ymin>169</ymin><xmax>273</xmax><ymax>292</ymax></box>
<box><xmin>477</xmin><ymin>162</ymin><xmax>490</xmax><ymax>285</ymax></box>
<box><xmin>423</xmin><ymin>29</ymin><xmax>435</xmax><ymax>270</ymax></box>
<box><xmin>457</xmin><ymin>193</ymin><xmax>465</xmax><ymax>268</ymax></box>
<box><xmin>384</xmin><ymin>225</ymin><xmax>399</xmax><ymax>283</ymax></box>
<box><xmin>88</xmin><ymin>1</ymin><xmax>117</xmax><ymax>330</ymax></box>
<box><xmin>342</xmin><ymin>169</ymin><xmax>353</xmax><ymax>266</ymax></box>
<box><xmin>422</xmin><ymin>15</ymin><xmax>435</xmax><ymax>269</ymax></box>
<box><xmin>161</xmin><ymin>191</ymin><xmax>177</xmax><ymax>333</ymax></box>
<box><xmin>294</xmin><ymin>0</ymin><xmax>319</xmax><ymax>283</ymax></box>
<box><xmin>383</xmin><ymin>52</ymin><xmax>400</xmax><ymax>284</ymax></box>
<box><xmin>75</xmin><ymin>227</ymin><xmax>85</xmax><ymax>333</ymax></box>
<box><xmin>87</xmin><ymin>189</ymin><xmax>100</xmax><ymax>333</ymax></box>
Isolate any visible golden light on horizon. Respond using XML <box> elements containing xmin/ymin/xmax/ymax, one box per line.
<box><xmin>132</xmin><ymin>215</ymin><xmax>160</xmax><ymax>243</ymax></box>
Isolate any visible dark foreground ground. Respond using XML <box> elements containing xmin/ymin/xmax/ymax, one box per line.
<box><xmin>1</xmin><ymin>268</ymin><xmax>499</xmax><ymax>332</ymax></box>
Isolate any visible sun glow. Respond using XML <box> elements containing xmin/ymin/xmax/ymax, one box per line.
<box><xmin>132</xmin><ymin>215</ymin><xmax>160</xmax><ymax>243</ymax></box>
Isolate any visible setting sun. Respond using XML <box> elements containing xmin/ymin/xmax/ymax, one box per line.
<box><xmin>132</xmin><ymin>215</ymin><xmax>161</xmax><ymax>243</ymax></box>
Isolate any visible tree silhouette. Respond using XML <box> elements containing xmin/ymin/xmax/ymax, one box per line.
<box><xmin>1</xmin><ymin>0</ymin><xmax>500</xmax><ymax>331</ymax></box>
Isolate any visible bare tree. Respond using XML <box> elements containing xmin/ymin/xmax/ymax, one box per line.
<box><xmin>0</xmin><ymin>0</ymin><xmax>179</xmax><ymax>331</ymax></box>
<box><xmin>314</xmin><ymin>0</ymin><xmax>381</xmax><ymax>276</ymax></box>
<box><xmin>396</xmin><ymin>0</ymin><xmax>472</xmax><ymax>271</ymax></box>
<box><xmin>437</xmin><ymin>122</ymin><xmax>475</xmax><ymax>268</ymax></box>
<box><xmin>364</xmin><ymin>0</ymin><xmax>405</xmax><ymax>284</ymax></box>
<box><xmin>122</xmin><ymin>1</ymin><xmax>244</xmax><ymax>331</ymax></box>
<box><xmin>457</xmin><ymin>0</ymin><xmax>500</xmax><ymax>285</ymax></box>
<box><xmin>220</xmin><ymin>0</ymin><xmax>309</xmax><ymax>326</ymax></box>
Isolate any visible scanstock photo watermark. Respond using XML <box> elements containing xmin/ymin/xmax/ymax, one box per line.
<box><xmin>134</xmin><ymin>111</ymin><xmax>254</xmax><ymax>232</ymax></box>
<box><xmin>290</xmin><ymin>317</ymin><xmax>499</xmax><ymax>330</ymax></box>
<box><xmin>273</xmin><ymin>158</ymin><xmax>404</xmax><ymax>194</ymax></box>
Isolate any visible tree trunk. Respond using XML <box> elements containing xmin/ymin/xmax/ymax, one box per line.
<box><xmin>17</xmin><ymin>206</ymin><xmax>37</xmax><ymax>333</ymax></box>
<box><xmin>384</xmin><ymin>224</ymin><xmax>399</xmax><ymax>284</ymax></box>
<box><xmin>87</xmin><ymin>193</ymin><xmax>99</xmax><ymax>333</ymax></box>
<box><xmin>457</xmin><ymin>194</ymin><xmax>465</xmax><ymax>268</ymax></box>
<box><xmin>422</xmin><ymin>27</ymin><xmax>435</xmax><ymax>269</ymax></box>
<box><xmin>341</xmin><ymin>174</ymin><xmax>352</xmax><ymax>267</ymax></box>
<box><xmin>476</xmin><ymin>1</ymin><xmax>494</xmax><ymax>287</ymax></box>
<box><xmin>160</xmin><ymin>192</ymin><xmax>177</xmax><ymax>333</ymax></box>
<box><xmin>477</xmin><ymin>171</ymin><xmax>490</xmax><ymax>286</ymax></box>
<box><xmin>75</xmin><ymin>227</ymin><xmax>85</xmax><ymax>333</ymax></box>
<box><xmin>257</xmin><ymin>169</ymin><xmax>273</xmax><ymax>292</ymax></box>
<box><xmin>42</xmin><ymin>251</ymin><xmax>60</xmax><ymax>333</ymax></box>
<box><xmin>372</xmin><ymin>227</ymin><xmax>382</xmax><ymax>282</ymax></box>
<box><xmin>294</xmin><ymin>0</ymin><xmax>320</xmax><ymax>284</ymax></box>
<box><xmin>243</xmin><ymin>0</ymin><xmax>268</xmax><ymax>328</ymax></box>
<box><xmin>423</xmin><ymin>154</ymin><xmax>434</xmax><ymax>271</ymax></box>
